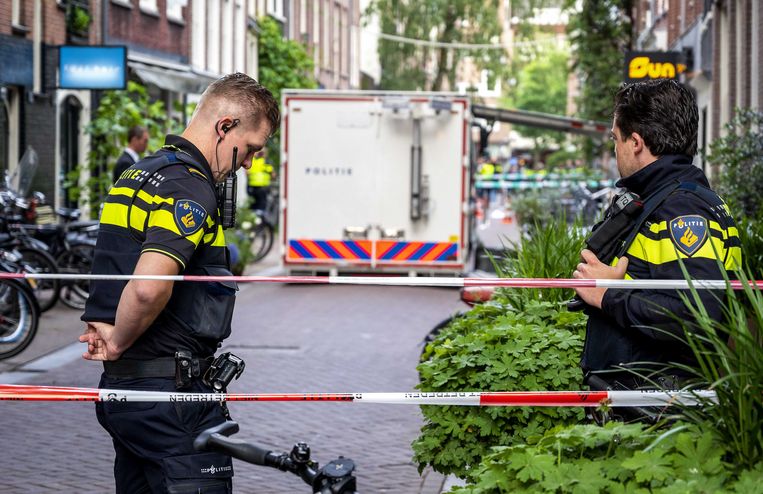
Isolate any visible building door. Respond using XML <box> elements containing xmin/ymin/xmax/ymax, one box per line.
<box><xmin>60</xmin><ymin>95</ymin><xmax>82</xmax><ymax>208</ymax></box>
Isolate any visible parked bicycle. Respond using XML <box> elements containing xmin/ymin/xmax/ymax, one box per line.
<box><xmin>0</xmin><ymin>251</ymin><xmax>40</xmax><ymax>360</ymax></box>
<box><xmin>0</xmin><ymin>147</ymin><xmax>97</xmax><ymax>310</ymax></box>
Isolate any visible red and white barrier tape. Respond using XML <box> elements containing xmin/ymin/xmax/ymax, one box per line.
<box><xmin>0</xmin><ymin>384</ymin><xmax>717</xmax><ymax>407</ymax></box>
<box><xmin>0</xmin><ymin>272</ymin><xmax>758</xmax><ymax>290</ymax></box>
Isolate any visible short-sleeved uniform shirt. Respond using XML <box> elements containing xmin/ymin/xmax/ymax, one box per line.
<box><xmin>83</xmin><ymin>135</ymin><xmax>234</xmax><ymax>359</ymax></box>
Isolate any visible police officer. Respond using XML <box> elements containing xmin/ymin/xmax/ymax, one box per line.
<box><xmin>80</xmin><ymin>73</ymin><xmax>280</xmax><ymax>493</ymax></box>
<box><xmin>573</xmin><ymin>80</ymin><xmax>741</xmax><ymax>395</ymax></box>
<box><xmin>247</xmin><ymin>148</ymin><xmax>273</xmax><ymax>211</ymax></box>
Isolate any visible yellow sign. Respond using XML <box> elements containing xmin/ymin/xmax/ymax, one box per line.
<box><xmin>625</xmin><ymin>51</ymin><xmax>688</xmax><ymax>83</ymax></box>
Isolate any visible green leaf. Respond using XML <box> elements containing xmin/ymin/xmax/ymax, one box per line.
<box><xmin>622</xmin><ymin>449</ymin><xmax>673</xmax><ymax>485</ymax></box>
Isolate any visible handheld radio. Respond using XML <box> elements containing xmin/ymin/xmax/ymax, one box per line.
<box><xmin>217</xmin><ymin>146</ymin><xmax>238</xmax><ymax>229</ymax></box>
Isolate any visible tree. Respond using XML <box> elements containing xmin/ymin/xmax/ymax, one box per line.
<box><xmin>67</xmin><ymin>81</ymin><xmax>179</xmax><ymax>215</ymax></box>
<box><xmin>511</xmin><ymin>48</ymin><xmax>570</xmax><ymax>164</ymax></box>
<box><xmin>257</xmin><ymin>16</ymin><xmax>317</xmax><ymax>166</ymax></box>
<box><xmin>366</xmin><ymin>0</ymin><xmax>504</xmax><ymax>91</ymax></box>
<box><xmin>564</xmin><ymin>0</ymin><xmax>633</xmax><ymax>159</ymax></box>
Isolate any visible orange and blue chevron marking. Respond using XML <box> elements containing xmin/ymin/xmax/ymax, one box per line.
<box><xmin>376</xmin><ymin>241</ymin><xmax>458</xmax><ymax>262</ymax></box>
<box><xmin>288</xmin><ymin>239</ymin><xmax>372</xmax><ymax>261</ymax></box>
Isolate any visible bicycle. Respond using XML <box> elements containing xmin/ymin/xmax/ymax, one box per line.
<box><xmin>0</xmin><ymin>274</ymin><xmax>40</xmax><ymax>360</ymax></box>
<box><xmin>194</xmin><ymin>420</ymin><xmax>357</xmax><ymax>493</ymax></box>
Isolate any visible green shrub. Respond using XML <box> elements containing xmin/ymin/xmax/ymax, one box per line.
<box><xmin>224</xmin><ymin>206</ymin><xmax>260</xmax><ymax>275</ymax></box>
<box><xmin>709</xmin><ymin>108</ymin><xmax>763</xmax><ymax>276</ymax></box>
<box><xmin>451</xmin><ymin>265</ymin><xmax>763</xmax><ymax>491</ymax></box>
<box><xmin>414</xmin><ymin>301</ymin><xmax>586</xmax><ymax>479</ymax></box>
<box><xmin>710</xmin><ymin>108</ymin><xmax>763</xmax><ymax>219</ymax></box>
<box><xmin>451</xmin><ymin>422</ymin><xmax>763</xmax><ymax>493</ymax></box>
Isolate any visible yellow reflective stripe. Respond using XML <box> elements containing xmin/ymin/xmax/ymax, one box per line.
<box><xmin>649</xmin><ymin>221</ymin><xmax>667</xmax><ymax>234</ymax></box>
<box><xmin>725</xmin><ymin>246</ymin><xmax>742</xmax><ymax>270</ymax></box>
<box><xmin>100</xmin><ymin>203</ymin><xmax>148</xmax><ymax>231</ymax></box>
<box><xmin>188</xmin><ymin>168</ymin><xmax>207</xmax><ymax>179</ymax></box>
<box><xmin>142</xmin><ymin>248</ymin><xmax>186</xmax><ymax>269</ymax></box>
<box><xmin>136</xmin><ymin>189</ymin><xmax>175</xmax><ymax>207</ymax></box>
<box><xmin>211</xmin><ymin>225</ymin><xmax>226</xmax><ymax>247</ymax></box>
<box><xmin>109</xmin><ymin>187</ymin><xmax>136</xmax><ymax>198</ymax></box>
<box><xmin>203</xmin><ymin>232</ymin><xmax>215</xmax><ymax>244</ymax></box>
<box><xmin>206</xmin><ymin>215</ymin><xmax>215</xmax><ymax>228</ymax></box>
<box><xmin>100</xmin><ymin>203</ymin><xmax>127</xmax><ymax>227</ymax></box>
<box><xmin>147</xmin><ymin>209</ymin><xmax>181</xmax><ymax>234</ymax></box>
<box><xmin>146</xmin><ymin>209</ymin><xmax>206</xmax><ymax>246</ymax></box>
<box><xmin>626</xmin><ymin>233</ymin><xmax>729</xmax><ymax>264</ymax></box>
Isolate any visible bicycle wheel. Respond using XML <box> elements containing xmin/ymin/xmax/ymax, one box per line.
<box><xmin>56</xmin><ymin>243</ymin><xmax>94</xmax><ymax>310</ymax></box>
<box><xmin>0</xmin><ymin>278</ymin><xmax>40</xmax><ymax>360</ymax></box>
<box><xmin>18</xmin><ymin>247</ymin><xmax>61</xmax><ymax>312</ymax></box>
<box><xmin>249</xmin><ymin>221</ymin><xmax>274</xmax><ymax>263</ymax></box>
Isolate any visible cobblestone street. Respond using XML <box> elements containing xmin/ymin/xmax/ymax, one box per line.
<box><xmin>0</xmin><ymin>272</ymin><xmax>464</xmax><ymax>493</ymax></box>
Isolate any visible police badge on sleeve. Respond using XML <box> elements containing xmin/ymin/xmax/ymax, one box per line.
<box><xmin>669</xmin><ymin>215</ymin><xmax>708</xmax><ymax>256</ymax></box>
<box><xmin>174</xmin><ymin>199</ymin><xmax>207</xmax><ymax>236</ymax></box>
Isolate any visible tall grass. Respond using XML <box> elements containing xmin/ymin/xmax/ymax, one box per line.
<box><xmin>675</xmin><ymin>268</ymin><xmax>763</xmax><ymax>469</ymax></box>
<box><xmin>495</xmin><ymin>217</ymin><xmax>587</xmax><ymax>308</ymax></box>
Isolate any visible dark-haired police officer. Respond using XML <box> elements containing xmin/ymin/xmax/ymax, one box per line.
<box><xmin>573</xmin><ymin>80</ymin><xmax>741</xmax><ymax>419</ymax></box>
<box><xmin>81</xmin><ymin>73</ymin><xmax>280</xmax><ymax>493</ymax></box>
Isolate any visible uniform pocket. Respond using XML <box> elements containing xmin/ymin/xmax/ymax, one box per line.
<box><xmin>162</xmin><ymin>452</ymin><xmax>233</xmax><ymax>494</ymax></box>
<box><xmin>165</xmin><ymin>265</ymin><xmax>238</xmax><ymax>341</ymax></box>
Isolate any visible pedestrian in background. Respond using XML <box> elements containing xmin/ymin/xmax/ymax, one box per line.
<box><xmin>247</xmin><ymin>147</ymin><xmax>273</xmax><ymax>212</ymax></box>
<box><xmin>113</xmin><ymin>125</ymin><xmax>149</xmax><ymax>183</ymax></box>
<box><xmin>80</xmin><ymin>73</ymin><xmax>280</xmax><ymax>493</ymax></box>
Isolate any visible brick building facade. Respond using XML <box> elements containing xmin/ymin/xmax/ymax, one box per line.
<box><xmin>0</xmin><ymin>1</ymin><xmax>102</xmax><ymax>204</ymax></box>
<box><xmin>631</xmin><ymin>0</ymin><xmax>762</xmax><ymax>179</ymax></box>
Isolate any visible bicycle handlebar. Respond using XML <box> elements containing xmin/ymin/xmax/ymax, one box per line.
<box><xmin>194</xmin><ymin>421</ymin><xmax>357</xmax><ymax>494</ymax></box>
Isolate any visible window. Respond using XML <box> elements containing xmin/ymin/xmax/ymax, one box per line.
<box><xmin>12</xmin><ymin>0</ymin><xmax>28</xmax><ymax>29</ymax></box>
<box><xmin>139</xmin><ymin>0</ymin><xmax>158</xmax><ymax>15</ymax></box>
<box><xmin>268</xmin><ymin>0</ymin><xmax>284</xmax><ymax>19</ymax></box>
<box><xmin>167</xmin><ymin>0</ymin><xmax>187</xmax><ymax>22</ymax></box>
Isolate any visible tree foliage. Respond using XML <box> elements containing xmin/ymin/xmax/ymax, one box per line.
<box><xmin>256</xmin><ymin>15</ymin><xmax>316</xmax><ymax>166</ymax></box>
<box><xmin>564</xmin><ymin>0</ymin><xmax>633</xmax><ymax>158</ymax></box>
<box><xmin>365</xmin><ymin>0</ymin><xmax>504</xmax><ymax>91</ymax></box>
<box><xmin>68</xmin><ymin>81</ymin><xmax>180</xmax><ymax>215</ymax></box>
<box><xmin>511</xmin><ymin>48</ymin><xmax>570</xmax><ymax>154</ymax></box>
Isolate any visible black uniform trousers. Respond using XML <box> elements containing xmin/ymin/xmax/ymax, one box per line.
<box><xmin>96</xmin><ymin>375</ymin><xmax>233</xmax><ymax>493</ymax></box>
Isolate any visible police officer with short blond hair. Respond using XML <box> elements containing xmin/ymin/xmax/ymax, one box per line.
<box><xmin>81</xmin><ymin>73</ymin><xmax>280</xmax><ymax>493</ymax></box>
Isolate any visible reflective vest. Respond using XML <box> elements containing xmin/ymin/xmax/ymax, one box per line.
<box><xmin>248</xmin><ymin>157</ymin><xmax>273</xmax><ymax>187</ymax></box>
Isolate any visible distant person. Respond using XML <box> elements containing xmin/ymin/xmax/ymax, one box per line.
<box><xmin>113</xmin><ymin>125</ymin><xmax>149</xmax><ymax>183</ymax></box>
<box><xmin>247</xmin><ymin>148</ymin><xmax>274</xmax><ymax>211</ymax></box>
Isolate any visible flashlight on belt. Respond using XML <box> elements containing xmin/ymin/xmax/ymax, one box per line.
<box><xmin>203</xmin><ymin>352</ymin><xmax>246</xmax><ymax>392</ymax></box>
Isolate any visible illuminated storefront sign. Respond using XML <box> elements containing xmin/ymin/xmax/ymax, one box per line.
<box><xmin>59</xmin><ymin>46</ymin><xmax>126</xmax><ymax>90</ymax></box>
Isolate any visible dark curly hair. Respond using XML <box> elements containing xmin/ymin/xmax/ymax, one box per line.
<box><xmin>614</xmin><ymin>79</ymin><xmax>698</xmax><ymax>156</ymax></box>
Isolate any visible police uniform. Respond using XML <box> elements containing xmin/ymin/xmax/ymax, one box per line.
<box><xmin>247</xmin><ymin>156</ymin><xmax>272</xmax><ymax>211</ymax></box>
<box><xmin>83</xmin><ymin>135</ymin><xmax>236</xmax><ymax>493</ymax></box>
<box><xmin>582</xmin><ymin>154</ymin><xmax>742</xmax><ymax>381</ymax></box>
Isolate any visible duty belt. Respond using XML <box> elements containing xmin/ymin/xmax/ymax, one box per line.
<box><xmin>103</xmin><ymin>356</ymin><xmax>213</xmax><ymax>380</ymax></box>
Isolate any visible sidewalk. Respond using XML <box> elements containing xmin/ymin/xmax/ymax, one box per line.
<box><xmin>0</xmin><ymin>246</ymin><xmax>460</xmax><ymax>493</ymax></box>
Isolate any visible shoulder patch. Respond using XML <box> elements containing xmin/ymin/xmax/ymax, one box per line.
<box><xmin>174</xmin><ymin>199</ymin><xmax>207</xmax><ymax>235</ymax></box>
<box><xmin>669</xmin><ymin>215</ymin><xmax>708</xmax><ymax>256</ymax></box>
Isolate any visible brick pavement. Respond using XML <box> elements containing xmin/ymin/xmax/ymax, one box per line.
<box><xmin>0</xmin><ymin>277</ymin><xmax>465</xmax><ymax>493</ymax></box>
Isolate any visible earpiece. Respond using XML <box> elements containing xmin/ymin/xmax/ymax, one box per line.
<box><xmin>222</xmin><ymin>119</ymin><xmax>240</xmax><ymax>134</ymax></box>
